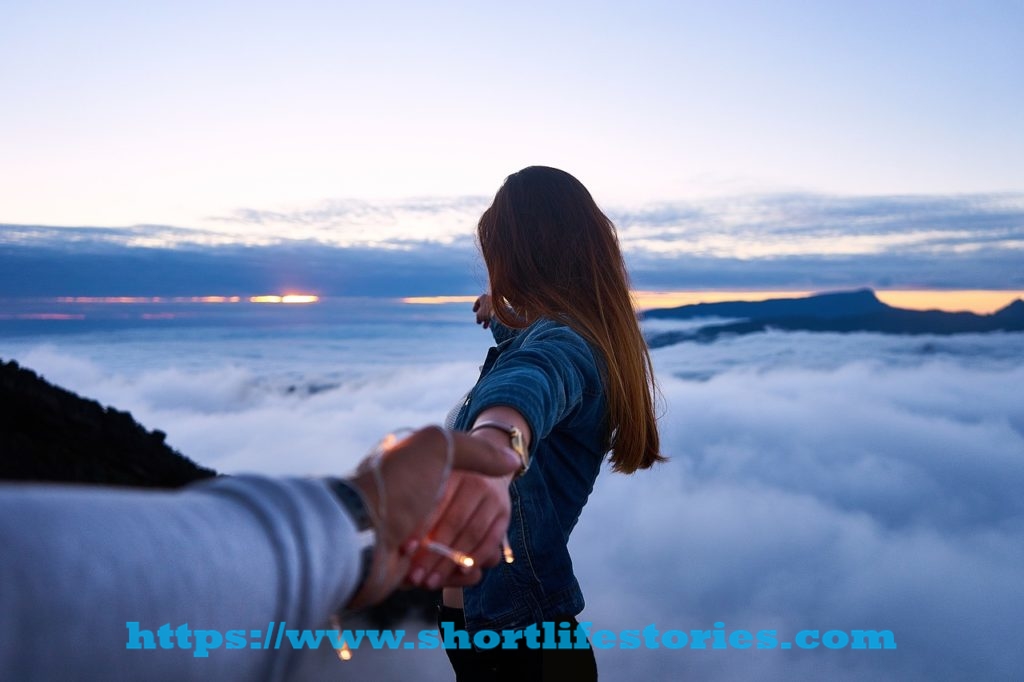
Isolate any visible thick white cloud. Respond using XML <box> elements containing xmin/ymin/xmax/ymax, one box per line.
<box><xmin>571</xmin><ymin>352</ymin><xmax>1024</xmax><ymax>680</ymax></box>
<box><xmin>4</xmin><ymin>328</ymin><xmax>1023</xmax><ymax>680</ymax></box>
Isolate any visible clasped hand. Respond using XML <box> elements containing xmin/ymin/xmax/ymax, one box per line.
<box><xmin>345</xmin><ymin>427</ymin><xmax>516</xmax><ymax>608</ymax></box>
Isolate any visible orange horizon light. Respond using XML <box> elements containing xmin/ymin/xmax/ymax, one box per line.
<box><xmin>248</xmin><ymin>294</ymin><xmax>320</xmax><ymax>304</ymax></box>
<box><xmin>401</xmin><ymin>296</ymin><xmax>479</xmax><ymax>305</ymax></box>
<box><xmin>401</xmin><ymin>289</ymin><xmax>1024</xmax><ymax>315</ymax></box>
<box><xmin>0</xmin><ymin>313</ymin><xmax>87</xmax><ymax>320</ymax></box>
<box><xmin>48</xmin><ymin>294</ymin><xmax>326</xmax><ymax>304</ymax></box>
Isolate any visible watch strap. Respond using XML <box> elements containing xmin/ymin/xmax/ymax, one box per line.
<box><xmin>325</xmin><ymin>477</ymin><xmax>376</xmax><ymax>597</ymax></box>
<box><xmin>469</xmin><ymin>420</ymin><xmax>529</xmax><ymax>477</ymax></box>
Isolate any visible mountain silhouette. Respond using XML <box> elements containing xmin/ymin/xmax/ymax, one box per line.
<box><xmin>993</xmin><ymin>299</ymin><xmax>1024</xmax><ymax>320</ymax></box>
<box><xmin>645</xmin><ymin>288</ymin><xmax>890</xmax><ymax>321</ymax></box>
<box><xmin>642</xmin><ymin>289</ymin><xmax>1024</xmax><ymax>348</ymax></box>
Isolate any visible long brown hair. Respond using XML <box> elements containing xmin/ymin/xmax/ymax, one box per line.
<box><xmin>477</xmin><ymin>166</ymin><xmax>663</xmax><ymax>473</ymax></box>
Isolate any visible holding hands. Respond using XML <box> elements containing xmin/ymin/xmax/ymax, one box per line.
<box><xmin>344</xmin><ymin>426</ymin><xmax>517</xmax><ymax>608</ymax></box>
<box><xmin>403</xmin><ymin>406</ymin><xmax>532</xmax><ymax>597</ymax></box>
<box><xmin>342</xmin><ymin>299</ymin><xmax>534</xmax><ymax>608</ymax></box>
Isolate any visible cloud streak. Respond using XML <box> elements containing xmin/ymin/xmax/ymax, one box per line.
<box><xmin>614</xmin><ymin>193</ymin><xmax>1024</xmax><ymax>259</ymax></box>
<box><xmin>3</xmin><ymin>191</ymin><xmax>1023</xmax><ymax>295</ymax></box>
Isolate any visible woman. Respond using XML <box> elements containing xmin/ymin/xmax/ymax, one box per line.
<box><xmin>410</xmin><ymin>166</ymin><xmax>663</xmax><ymax>679</ymax></box>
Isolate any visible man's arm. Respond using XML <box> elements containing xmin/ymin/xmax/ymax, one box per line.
<box><xmin>0</xmin><ymin>428</ymin><xmax>519</xmax><ymax>681</ymax></box>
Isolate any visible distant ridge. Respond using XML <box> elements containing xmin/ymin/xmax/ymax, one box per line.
<box><xmin>644</xmin><ymin>288</ymin><xmax>891</xmax><ymax>321</ymax></box>
<box><xmin>994</xmin><ymin>299</ymin><xmax>1024</xmax><ymax>320</ymax></box>
<box><xmin>642</xmin><ymin>290</ymin><xmax>1024</xmax><ymax>348</ymax></box>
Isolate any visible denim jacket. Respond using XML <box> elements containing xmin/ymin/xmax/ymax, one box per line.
<box><xmin>453</xmin><ymin>317</ymin><xmax>608</xmax><ymax>632</ymax></box>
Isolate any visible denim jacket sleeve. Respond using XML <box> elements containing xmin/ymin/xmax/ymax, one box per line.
<box><xmin>464</xmin><ymin>320</ymin><xmax>598</xmax><ymax>458</ymax></box>
<box><xmin>456</xmin><ymin>318</ymin><xmax>607</xmax><ymax>630</ymax></box>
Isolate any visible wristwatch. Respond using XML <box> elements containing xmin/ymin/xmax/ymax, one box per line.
<box><xmin>325</xmin><ymin>477</ymin><xmax>376</xmax><ymax>596</ymax></box>
<box><xmin>469</xmin><ymin>420</ymin><xmax>530</xmax><ymax>478</ymax></box>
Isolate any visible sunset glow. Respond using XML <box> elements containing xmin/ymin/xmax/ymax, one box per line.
<box><xmin>630</xmin><ymin>290</ymin><xmax>815</xmax><ymax>311</ymax></box>
<box><xmin>634</xmin><ymin>290</ymin><xmax>1024</xmax><ymax>314</ymax></box>
<box><xmin>873</xmin><ymin>290</ymin><xmax>1024</xmax><ymax>315</ymax></box>
<box><xmin>403</xmin><ymin>290</ymin><xmax>1024</xmax><ymax>315</ymax></box>
<box><xmin>633</xmin><ymin>290</ymin><xmax>1024</xmax><ymax>314</ymax></box>
<box><xmin>0</xmin><ymin>313</ymin><xmax>86</xmax><ymax>320</ymax></box>
<box><xmin>56</xmin><ymin>296</ymin><xmax>243</xmax><ymax>304</ymax></box>
<box><xmin>249</xmin><ymin>295</ymin><xmax>320</xmax><ymax>304</ymax></box>
<box><xmin>57</xmin><ymin>297</ymin><xmax>165</xmax><ymax>304</ymax></box>
<box><xmin>48</xmin><ymin>295</ymin><xmax>320</xmax><ymax>305</ymax></box>
<box><xmin>401</xmin><ymin>296</ymin><xmax>479</xmax><ymax>305</ymax></box>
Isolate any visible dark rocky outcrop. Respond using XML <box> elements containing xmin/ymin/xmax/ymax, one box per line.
<box><xmin>0</xmin><ymin>358</ymin><xmax>215</xmax><ymax>486</ymax></box>
<box><xmin>0</xmin><ymin>358</ymin><xmax>434</xmax><ymax>625</ymax></box>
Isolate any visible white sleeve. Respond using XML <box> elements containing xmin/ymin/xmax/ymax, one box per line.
<box><xmin>0</xmin><ymin>475</ymin><xmax>364</xmax><ymax>681</ymax></box>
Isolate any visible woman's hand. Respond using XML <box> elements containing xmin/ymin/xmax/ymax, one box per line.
<box><xmin>345</xmin><ymin>427</ymin><xmax>519</xmax><ymax>608</ymax></box>
<box><xmin>405</xmin><ymin>468</ymin><xmax>514</xmax><ymax>591</ymax></box>
<box><xmin>405</xmin><ymin>407</ymin><xmax>532</xmax><ymax>593</ymax></box>
<box><xmin>473</xmin><ymin>294</ymin><xmax>494</xmax><ymax>329</ymax></box>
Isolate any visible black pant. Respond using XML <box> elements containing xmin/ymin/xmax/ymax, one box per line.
<box><xmin>437</xmin><ymin>606</ymin><xmax>598</xmax><ymax>681</ymax></box>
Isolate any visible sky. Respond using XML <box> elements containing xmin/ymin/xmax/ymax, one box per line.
<box><xmin>2</xmin><ymin>1</ymin><xmax>1023</xmax><ymax>222</ymax></box>
<box><xmin>2</xmin><ymin>0</ymin><xmax>1023</xmax><ymax>299</ymax></box>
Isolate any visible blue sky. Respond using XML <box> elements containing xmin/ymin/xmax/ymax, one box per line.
<box><xmin>1</xmin><ymin>0</ymin><xmax>1023</xmax><ymax>294</ymax></box>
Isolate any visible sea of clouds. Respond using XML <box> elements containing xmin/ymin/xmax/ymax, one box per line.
<box><xmin>3</xmin><ymin>323</ymin><xmax>1022</xmax><ymax>681</ymax></box>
